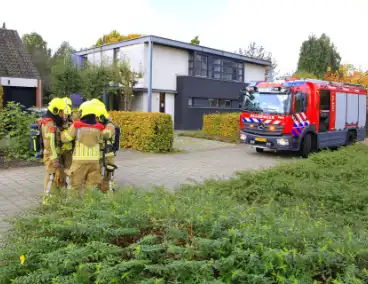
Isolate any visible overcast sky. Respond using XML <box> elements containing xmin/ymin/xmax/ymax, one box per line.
<box><xmin>1</xmin><ymin>0</ymin><xmax>366</xmax><ymax>75</ymax></box>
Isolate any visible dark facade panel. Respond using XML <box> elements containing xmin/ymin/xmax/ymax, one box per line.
<box><xmin>3</xmin><ymin>86</ymin><xmax>36</xmax><ymax>108</ymax></box>
<box><xmin>175</xmin><ymin>76</ymin><xmax>244</xmax><ymax>130</ymax></box>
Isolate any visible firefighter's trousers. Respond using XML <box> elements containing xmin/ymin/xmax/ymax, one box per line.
<box><xmin>68</xmin><ymin>160</ymin><xmax>102</xmax><ymax>197</ymax></box>
<box><xmin>101</xmin><ymin>156</ymin><xmax>115</xmax><ymax>193</ymax></box>
<box><xmin>43</xmin><ymin>157</ymin><xmax>64</xmax><ymax>204</ymax></box>
<box><xmin>58</xmin><ymin>150</ymin><xmax>73</xmax><ymax>186</ymax></box>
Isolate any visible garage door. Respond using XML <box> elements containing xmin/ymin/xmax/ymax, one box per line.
<box><xmin>3</xmin><ymin>86</ymin><xmax>36</xmax><ymax>108</ymax></box>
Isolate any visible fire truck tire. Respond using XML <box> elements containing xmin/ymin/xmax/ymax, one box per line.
<box><xmin>300</xmin><ymin>133</ymin><xmax>311</xmax><ymax>158</ymax></box>
<box><xmin>256</xmin><ymin>147</ymin><xmax>264</xmax><ymax>153</ymax></box>
<box><xmin>346</xmin><ymin>131</ymin><xmax>356</xmax><ymax>146</ymax></box>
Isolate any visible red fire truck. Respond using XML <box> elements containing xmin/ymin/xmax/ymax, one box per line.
<box><xmin>239</xmin><ymin>79</ymin><xmax>367</xmax><ymax>157</ymax></box>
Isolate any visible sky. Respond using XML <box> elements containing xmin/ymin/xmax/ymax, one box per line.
<box><xmin>1</xmin><ymin>0</ymin><xmax>367</xmax><ymax>75</ymax></box>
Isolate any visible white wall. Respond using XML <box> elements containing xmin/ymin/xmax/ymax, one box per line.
<box><xmin>119</xmin><ymin>44</ymin><xmax>145</xmax><ymax>75</ymax></box>
<box><xmin>244</xmin><ymin>63</ymin><xmax>266</xmax><ymax>82</ymax></box>
<box><xmin>0</xmin><ymin>77</ymin><xmax>38</xmax><ymax>88</ymax></box>
<box><xmin>147</xmin><ymin>44</ymin><xmax>189</xmax><ymax>90</ymax></box>
<box><xmin>165</xmin><ymin>93</ymin><xmax>175</xmax><ymax>123</ymax></box>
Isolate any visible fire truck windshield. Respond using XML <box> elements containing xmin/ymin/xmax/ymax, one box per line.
<box><xmin>241</xmin><ymin>91</ymin><xmax>292</xmax><ymax>115</ymax></box>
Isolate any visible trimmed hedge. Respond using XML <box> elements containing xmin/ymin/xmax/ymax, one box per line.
<box><xmin>109</xmin><ymin>111</ymin><xmax>174</xmax><ymax>152</ymax></box>
<box><xmin>203</xmin><ymin>112</ymin><xmax>240</xmax><ymax>142</ymax></box>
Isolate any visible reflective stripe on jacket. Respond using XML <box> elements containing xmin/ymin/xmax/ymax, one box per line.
<box><xmin>61</xmin><ymin>120</ymin><xmax>104</xmax><ymax>161</ymax></box>
<box><xmin>41</xmin><ymin>118</ymin><xmax>60</xmax><ymax>160</ymax></box>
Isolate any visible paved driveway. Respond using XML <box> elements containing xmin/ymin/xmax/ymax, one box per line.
<box><xmin>0</xmin><ymin>136</ymin><xmax>292</xmax><ymax>236</ymax></box>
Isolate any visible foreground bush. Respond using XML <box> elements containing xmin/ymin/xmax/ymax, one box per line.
<box><xmin>1</xmin><ymin>145</ymin><xmax>368</xmax><ymax>283</ymax></box>
<box><xmin>0</xmin><ymin>102</ymin><xmax>37</xmax><ymax>160</ymax></box>
<box><xmin>109</xmin><ymin>111</ymin><xmax>174</xmax><ymax>152</ymax></box>
<box><xmin>203</xmin><ymin>113</ymin><xmax>239</xmax><ymax>142</ymax></box>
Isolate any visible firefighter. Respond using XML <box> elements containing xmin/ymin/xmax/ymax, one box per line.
<box><xmin>41</xmin><ymin>97</ymin><xmax>68</xmax><ymax>204</ymax></box>
<box><xmin>59</xmin><ymin>99</ymin><xmax>74</xmax><ymax>188</ymax></box>
<box><xmin>92</xmin><ymin>100</ymin><xmax>117</xmax><ymax>192</ymax></box>
<box><xmin>61</xmin><ymin>101</ymin><xmax>105</xmax><ymax>197</ymax></box>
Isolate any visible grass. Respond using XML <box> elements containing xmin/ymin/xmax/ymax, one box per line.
<box><xmin>177</xmin><ymin>130</ymin><xmax>239</xmax><ymax>144</ymax></box>
<box><xmin>1</xmin><ymin>144</ymin><xmax>368</xmax><ymax>283</ymax></box>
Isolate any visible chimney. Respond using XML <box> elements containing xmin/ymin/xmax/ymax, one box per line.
<box><xmin>2</xmin><ymin>22</ymin><xmax>5</xmax><ymax>29</ymax></box>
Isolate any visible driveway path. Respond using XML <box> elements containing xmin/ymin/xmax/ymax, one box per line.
<box><xmin>0</xmin><ymin>136</ymin><xmax>291</xmax><ymax>236</ymax></box>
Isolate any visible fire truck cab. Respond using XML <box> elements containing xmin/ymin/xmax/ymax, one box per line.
<box><xmin>239</xmin><ymin>79</ymin><xmax>367</xmax><ymax>157</ymax></box>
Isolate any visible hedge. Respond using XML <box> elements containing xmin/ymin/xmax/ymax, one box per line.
<box><xmin>203</xmin><ymin>112</ymin><xmax>240</xmax><ymax>142</ymax></box>
<box><xmin>108</xmin><ymin>111</ymin><xmax>174</xmax><ymax>152</ymax></box>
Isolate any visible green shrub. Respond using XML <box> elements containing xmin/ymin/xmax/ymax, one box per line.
<box><xmin>0</xmin><ymin>102</ymin><xmax>37</xmax><ymax>159</ymax></box>
<box><xmin>1</xmin><ymin>145</ymin><xmax>368</xmax><ymax>282</ymax></box>
<box><xmin>109</xmin><ymin>111</ymin><xmax>174</xmax><ymax>152</ymax></box>
<box><xmin>203</xmin><ymin>113</ymin><xmax>240</xmax><ymax>142</ymax></box>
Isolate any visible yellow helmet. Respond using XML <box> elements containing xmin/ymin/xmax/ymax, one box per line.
<box><xmin>48</xmin><ymin>98</ymin><xmax>67</xmax><ymax>115</ymax></box>
<box><xmin>95</xmin><ymin>104</ymin><xmax>109</xmax><ymax>123</ymax></box>
<box><xmin>79</xmin><ymin>101</ymin><xmax>96</xmax><ymax>118</ymax></box>
<box><xmin>63</xmin><ymin>97</ymin><xmax>72</xmax><ymax>108</ymax></box>
<box><xmin>90</xmin><ymin>98</ymin><xmax>104</xmax><ymax>106</ymax></box>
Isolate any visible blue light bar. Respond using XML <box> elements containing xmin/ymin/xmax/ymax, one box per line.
<box><xmin>283</xmin><ymin>80</ymin><xmax>306</xmax><ymax>87</ymax></box>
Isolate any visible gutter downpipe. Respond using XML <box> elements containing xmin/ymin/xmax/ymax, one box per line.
<box><xmin>147</xmin><ymin>36</ymin><xmax>153</xmax><ymax>112</ymax></box>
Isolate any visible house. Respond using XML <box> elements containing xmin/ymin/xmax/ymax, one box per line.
<box><xmin>0</xmin><ymin>27</ymin><xmax>42</xmax><ymax>108</ymax></box>
<box><xmin>73</xmin><ymin>35</ymin><xmax>271</xmax><ymax>130</ymax></box>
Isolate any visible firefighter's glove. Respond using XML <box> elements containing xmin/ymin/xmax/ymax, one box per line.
<box><xmin>52</xmin><ymin>159</ymin><xmax>60</xmax><ymax>169</ymax></box>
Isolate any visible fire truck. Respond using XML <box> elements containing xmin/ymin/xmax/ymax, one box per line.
<box><xmin>239</xmin><ymin>79</ymin><xmax>367</xmax><ymax>157</ymax></box>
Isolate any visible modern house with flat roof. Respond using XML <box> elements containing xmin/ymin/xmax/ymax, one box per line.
<box><xmin>0</xmin><ymin>27</ymin><xmax>42</xmax><ymax>108</ymax></box>
<box><xmin>73</xmin><ymin>35</ymin><xmax>271</xmax><ymax>130</ymax></box>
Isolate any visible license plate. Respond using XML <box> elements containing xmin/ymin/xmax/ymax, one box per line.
<box><xmin>255</xmin><ymin>137</ymin><xmax>267</xmax><ymax>142</ymax></box>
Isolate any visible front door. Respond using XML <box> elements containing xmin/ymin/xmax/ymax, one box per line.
<box><xmin>319</xmin><ymin>90</ymin><xmax>330</xmax><ymax>133</ymax></box>
<box><xmin>159</xmin><ymin>92</ymin><xmax>165</xmax><ymax>113</ymax></box>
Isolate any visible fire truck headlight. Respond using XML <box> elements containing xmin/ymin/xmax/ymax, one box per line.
<box><xmin>276</xmin><ymin>138</ymin><xmax>289</xmax><ymax>146</ymax></box>
<box><xmin>240</xmin><ymin>133</ymin><xmax>247</xmax><ymax>141</ymax></box>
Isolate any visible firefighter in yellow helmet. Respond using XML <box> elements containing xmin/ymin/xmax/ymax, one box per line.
<box><xmin>61</xmin><ymin>101</ymin><xmax>104</xmax><ymax>196</ymax></box>
<box><xmin>42</xmin><ymin>97</ymin><xmax>67</xmax><ymax>204</ymax></box>
<box><xmin>93</xmin><ymin>102</ymin><xmax>117</xmax><ymax>192</ymax></box>
<box><xmin>58</xmin><ymin>97</ymin><xmax>74</xmax><ymax>188</ymax></box>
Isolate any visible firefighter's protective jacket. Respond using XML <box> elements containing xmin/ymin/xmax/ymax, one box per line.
<box><xmin>61</xmin><ymin>121</ymin><xmax>105</xmax><ymax>161</ymax></box>
<box><xmin>41</xmin><ymin>118</ymin><xmax>60</xmax><ymax>161</ymax></box>
<box><xmin>61</xmin><ymin>120</ymin><xmax>73</xmax><ymax>152</ymax></box>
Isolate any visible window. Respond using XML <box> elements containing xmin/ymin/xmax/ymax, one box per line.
<box><xmin>189</xmin><ymin>97</ymin><xmax>238</xmax><ymax>109</ymax></box>
<box><xmin>208</xmin><ymin>99</ymin><xmax>218</xmax><ymax>107</ymax></box>
<box><xmin>189</xmin><ymin>53</ymin><xmax>208</xmax><ymax>77</ymax></box>
<box><xmin>294</xmin><ymin>92</ymin><xmax>308</xmax><ymax>113</ymax></box>
<box><xmin>188</xmin><ymin>52</ymin><xmax>244</xmax><ymax>82</ymax></box>
<box><xmin>219</xmin><ymin>99</ymin><xmax>232</xmax><ymax>108</ymax></box>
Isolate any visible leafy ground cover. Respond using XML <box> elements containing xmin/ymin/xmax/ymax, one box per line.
<box><xmin>1</xmin><ymin>145</ymin><xmax>368</xmax><ymax>283</ymax></box>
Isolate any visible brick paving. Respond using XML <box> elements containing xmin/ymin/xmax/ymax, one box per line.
<box><xmin>0</xmin><ymin>136</ymin><xmax>290</xmax><ymax>238</ymax></box>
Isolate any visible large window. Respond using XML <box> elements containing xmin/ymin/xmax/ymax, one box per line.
<box><xmin>189</xmin><ymin>52</ymin><xmax>243</xmax><ymax>82</ymax></box>
<box><xmin>294</xmin><ymin>92</ymin><xmax>308</xmax><ymax>113</ymax></box>
<box><xmin>188</xmin><ymin>97</ymin><xmax>238</xmax><ymax>109</ymax></box>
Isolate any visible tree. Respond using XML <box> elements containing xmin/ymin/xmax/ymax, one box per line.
<box><xmin>51</xmin><ymin>55</ymin><xmax>84</xmax><ymax>97</ymax></box>
<box><xmin>22</xmin><ymin>33</ymin><xmax>52</xmax><ymax>103</ymax></box>
<box><xmin>238</xmin><ymin>42</ymin><xmax>277</xmax><ymax>80</ymax></box>
<box><xmin>324</xmin><ymin>64</ymin><xmax>368</xmax><ymax>88</ymax></box>
<box><xmin>95</xmin><ymin>31</ymin><xmax>142</xmax><ymax>47</ymax></box>
<box><xmin>110</xmin><ymin>60</ymin><xmax>138</xmax><ymax>111</ymax></box>
<box><xmin>52</xmin><ymin>41</ymin><xmax>75</xmax><ymax>62</ymax></box>
<box><xmin>81</xmin><ymin>63</ymin><xmax>113</xmax><ymax>100</ymax></box>
<box><xmin>297</xmin><ymin>33</ymin><xmax>341</xmax><ymax>79</ymax></box>
<box><xmin>191</xmin><ymin>36</ymin><xmax>200</xmax><ymax>45</ymax></box>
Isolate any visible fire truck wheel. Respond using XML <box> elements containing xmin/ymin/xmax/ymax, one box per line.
<box><xmin>346</xmin><ymin>131</ymin><xmax>356</xmax><ymax>146</ymax></box>
<box><xmin>300</xmin><ymin>133</ymin><xmax>311</xmax><ymax>159</ymax></box>
<box><xmin>256</xmin><ymin>147</ymin><xmax>264</xmax><ymax>153</ymax></box>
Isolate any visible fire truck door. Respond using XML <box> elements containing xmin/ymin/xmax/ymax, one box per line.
<box><xmin>319</xmin><ymin>90</ymin><xmax>331</xmax><ymax>132</ymax></box>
